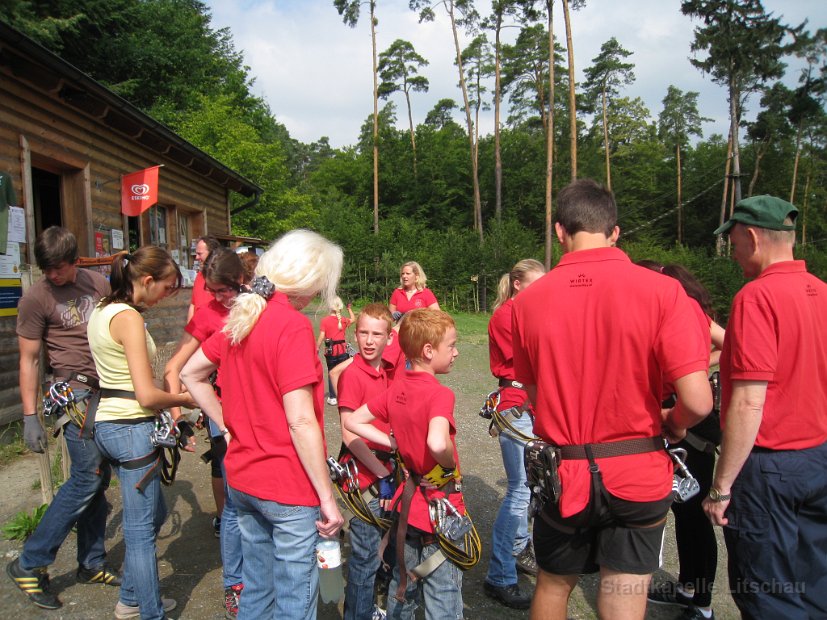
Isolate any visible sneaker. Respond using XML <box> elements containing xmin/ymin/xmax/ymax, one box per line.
<box><xmin>6</xmin><ymin>558</ymin><xmax>62</xmax><ymax>610</ymax></box>
<box><xmin>647</xmin><ymin>581</ymin><xmax>694</xmax><ymax>608</ymax></box>
<box><xmin>76</xmin><ymin>564</ymin><xmax>122</xmax><ymax>586</ymax></box>
<box><xmin>213</xmin><ymin>516</ymin><xmax>221</xmax><ymax>538</ymax></box>
<box><xmin>371</xmin><ymin>605</ymin><xmax>387</xmax><ymax>620</ymax></box>
<box><xmin>326</xmin><ymin>396</ymin><xmax>338</xmax><ymax>406</ymax></box>
<box><xmin>483</xmin><ymin>581</ymin><xmax>532</xmax><ymax>610</ymax></box>
<box><xmin>224</xmin><ymin>583</ymin><xmax>243</xmax><ymax>619</ymax></box>
<box><xmin>114</xmin><ymin>597</ymin><xmax>177</xmax><ymax>619</ymax></box>
<box><xmin>679</xmin><ymin>606</ymin><xmax>715</xmax><ymax>620</ymax></box>
<box><xmin>515</xmin><ymin>543</ymin><xmax>538</xmax><ymax>576</ymax></box>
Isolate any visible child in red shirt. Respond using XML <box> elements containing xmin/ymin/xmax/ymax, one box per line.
<box><xmin>316</xmin><ymin>296</ymin><xmax>355</xmax><ymax>405</ymax></box>
<box><xmin>346</xmin><ymin>308</ymin><xmax>466</xmax><ymax>620</ymax></box>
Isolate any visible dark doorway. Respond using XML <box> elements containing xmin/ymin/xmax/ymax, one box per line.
<box><xmin>31</xmin><ymin>168</ymin><xmax>62</xmax><ymax>233</ymax></box>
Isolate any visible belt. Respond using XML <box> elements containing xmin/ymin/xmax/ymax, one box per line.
<box><xmin>53</xmin><ymin>369</ymin><xmax>100</xmax><ymax>391</ymax></box>
<box><xmin>558</xmin><ymin>436</ymin><xmax>665</xmax><ymax>460</ymax></box>
<box><xmin>498</xmin><ymin>378</ymin><xmax>525</xmax><ymax>390</ymax></box>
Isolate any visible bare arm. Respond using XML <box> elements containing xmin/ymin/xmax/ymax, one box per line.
<box><xmin>346</xmin><ymin>305</ymin><xmax>355</xmax><ymax>323</ymax></box>
<box><xmin>426</xmin><ymin>416</ymin><xmax>455</xmax><ymax>469</ymax></box>
<box><xmin>180</xmin><ymin>348</ymin><xmax>226</xmax><ymax>434</ymax></box>
<box><xmin>284</xmin><ymin>386</ymin><xmax>344</xmax><ymax>537</ymax></box>
<box><xmin>427</xmin><ymin>302</ymin><xmax>440</xmax><ymax>310</ymax></box>
<box><xmin>344</xmin><ymin>403</ymin><xmax>396</xmax><ymax>450</ymax></box>
<box><xmin>315</xmin><ymin>328</ymin><xmax>326</xmax><ymax>351</ymax></box>
<box><xmin>163</xmin><ymin>332</ymin><xmax>202</xmax><ymax>421</ymax></box>
<box><xmin>339</xmin><ymin>406</ymin><xmax>392</xmax><ymax>479</ymax></box>
<box><xmin>328</xmin><ymin>357</ymin><xmax>353</xmax><ymax>396</ymax></box>
<box><xmin>18</xmin><ymin>337</ymin><xmax>41</xmax><ymax>414</ymax></box>
<box><xmin>186</xmin><ymin>303</ymin><xmax>195</xmax><ymax>323</ymax></box>
<box><xmin>110</xmin><ymin>309</ymin><xmax>195</xmax><ymax>410</ymax></box>
<box><xmin>703</xmin><ymin>380</ymin><xmax>766</xmax><ymax>527</ymax></box>
<box><xmin>709</xmin><ymin>320</ymin><xmax>726</xmax><ymax>368</ymax></box>
<box><xmin>662</xmin><ymin>370</ymin><xmax>712</xmax><ymax>443</ymax></box>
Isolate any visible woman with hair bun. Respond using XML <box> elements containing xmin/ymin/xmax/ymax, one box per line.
<box><xmin>388</xmin><ymin>261</ymin><xmax>439</xmax><ymax>320</ymax></box>
<box><xmin>181</xmin><ymin>229</ymin><xmax>345</xmax><ymax>619</ymax></box>
<box><xmin>88</xmin><ymin>246</ymin><xmax>196</xmax><ymax>620</ymax></box>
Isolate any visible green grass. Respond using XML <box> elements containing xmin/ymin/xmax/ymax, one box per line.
<box><xmin>451</xmin><ymin>311</ymin><xmax>491</xmax><ymax>345</ymax></box>
<box><xmin>2</xmin><ymin>504</ymin><xmax>48</xmax><ymax>541</ymax></box>
<box><xmin>0</xmin><ymin>422</ymin><xmax>27</xmax><ymax>467</ymax></box>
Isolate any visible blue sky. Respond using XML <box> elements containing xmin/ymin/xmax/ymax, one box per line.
<box><xmin>205</xmin><ymin>0</ymin><xmax>825</xmax><ymax>148</ymax></box>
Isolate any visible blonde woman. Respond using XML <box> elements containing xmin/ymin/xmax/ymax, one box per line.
<box><xmin>316</xmin><ymin>296</ymin><xmax>355</xmax><ymax>406</ymax></box>
<box><xmin>388</xmin><ymin>261</ymin><xmax>439</xmax><ymax>319</ymax></box>
<box><xmin>88</xmin><ymin>247</ymin><xmax>196</xmax><ymax>620</ymax></box>
<box><xmin>181</xmin><ymin>229</ymin><xmax>345</xmax><ymax>619</ymax></box>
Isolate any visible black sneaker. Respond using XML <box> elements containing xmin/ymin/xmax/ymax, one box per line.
<box><xmin>77</xmin><ymin>564</ymin><xmax>122</xmax><ymax>586</ymax></box>
<box><xmin>679</xmin><ymin>606</ymin><xmax>715</xmax><ymax>620</ymax></box>
<box><xmin>6</xmin><ymin>558</ymin><xmax>62</xmax><ymax>610</ymax></box>
<box><xmin>213</xmin><ymin>516</ymin><xmax>221</xmax><ymax>538</ymax></box>
<box><xmin>515</xmin><ymin>543</ymin><xmax>538</xmax><ymax>576</ymax></box>
<box><xmin>483</xmin><ymin>581</ymin><xmax>532</xmax><ymax>610</ymax></box>
<box><xmin>647</xmin><ymin>581</ymin><xmax>693</xmax><ymax>607</ymax></box>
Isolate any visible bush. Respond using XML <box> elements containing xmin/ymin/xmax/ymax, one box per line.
<box><xmin>2</xmin><ymin>504</ymin><xmax>48</xmax><ymax>541</ymax></box>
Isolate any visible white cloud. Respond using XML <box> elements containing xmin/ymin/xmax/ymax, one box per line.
<box><xmin>206</xmin><ymin>0</ymin><xmax>826</xmax><ymax>148</ymax></box>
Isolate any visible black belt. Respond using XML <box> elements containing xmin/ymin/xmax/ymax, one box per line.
<box><xmin>558</xmin><ymin>436</ymin><xmax>665</xmax><ymax>460</ymax></box>
<box><xmin>100</xmin><ymin>388</ymin><xmax>137</xmax><ymax>399</ymax></box>
<box><xmin>498</xmin><ymin>378</ymin><xmax>525</xmax><ymax>390</ymax></box>
<box><xmin>53</xmin><ymin>369</ymin><xmax>100</xmax><ymax>391</ymax></box>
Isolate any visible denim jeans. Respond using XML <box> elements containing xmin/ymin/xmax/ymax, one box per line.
<box><xmin>325</xmin><ymin>353</ymin><xmax>350</xmax><ymax>397</ymax></box>
<box><xmin>229</xmin><ymin>486</ymin><xmax>320</xmax><ymax>619</ymax></box>
<box><xmin>220</xmin><ymin>462</ymin><xmax>243</xmax><ymax>587</ymax></box>
<box><xmin>95</xmin><ymin>420</ymin><xmax>167</xmax><ymax>620</ymax></box>
<box><xmin>21</xmin><ymin>411</ymin><xmax>112</xmax><ymax>570</ymax></box>
<box><xmin>485</xmin><ymin>411</ymin><xmax>532</xmax><ymax>587</ymax></box>
<box><xmin>344</xmin><ymin>498</ymin><xmax>382</xmax><ymax>620</ymax></box>
<box><xmin>386</xmin><ymin>537</ymin><xmax>463</xmax><ymax>620</ymax></box>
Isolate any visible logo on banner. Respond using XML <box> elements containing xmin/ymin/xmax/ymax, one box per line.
<box><xmin>131</xmin><ymin>184</ymin><xmax>150</xmax><ymax>196</ymax></box>
<box><xmin>121</xmin><ymin>166</ymin><xmax>161</xmax><ymax>216</ymax></box>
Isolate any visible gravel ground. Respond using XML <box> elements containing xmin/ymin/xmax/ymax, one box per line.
<box><xmin>0</xmin><ymin>337</ymin><xmax>740</xmax><ymax>619</ymax></box>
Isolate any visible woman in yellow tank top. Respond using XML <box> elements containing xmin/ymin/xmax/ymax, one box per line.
<box><xmin>87</xmin><ymin>246</ymin><xmax>195</xmax><ymax>620</ymax></box>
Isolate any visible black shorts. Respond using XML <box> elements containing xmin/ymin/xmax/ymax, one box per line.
<box><xmin>534</xmin><ymin>474</ymin><xmax>672</xmax><ymax>576</ymax></box>
<box><xmin>209</xmin><ymin>434</ymin><xmax>227</xmax><ymax>478</ymax></box>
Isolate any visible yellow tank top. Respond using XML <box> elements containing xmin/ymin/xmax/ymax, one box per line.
<box><xmin>87</xmin><ymin>302</ymin><xmax>156</xmax><ymax>421</ymax></box>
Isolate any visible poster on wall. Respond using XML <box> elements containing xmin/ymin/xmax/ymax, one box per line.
<box><xmin>111</xmin><ymin>229</ymin><xmax>124</xmax><ymax>250</ymax></box>
<box><xmin>0</xmin><ymin>278</ymin><xmax>23</xmax><ymax>317</ymax></box>
<box><xmin>95</xmin><ymin>231</ymin><xmax>112</xmax><ymax>276</ymax></box>
<box><xmin>0</xmin><ymin>242</ymin><xmax>21</xmax><ymax>278</ymax></box>
<box><xmin>8</xmin><ymin>206</ymin><xmax>25</xmax><ymax>243</ymax></box>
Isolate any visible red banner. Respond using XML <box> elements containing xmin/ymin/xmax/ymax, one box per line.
<box><xmin>121</xmin><ymin>166</ymin><xmax>160</xmax><ymax>216</ymax></box>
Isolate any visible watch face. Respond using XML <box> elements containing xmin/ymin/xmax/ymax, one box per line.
<box><xmin>709</xmin><ymin>488</ymin><xmax>720</xmax><ymax>500</ymax></box>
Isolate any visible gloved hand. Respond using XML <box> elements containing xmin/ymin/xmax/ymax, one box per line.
<box><xmin>23</xmin><ymin>415</ymin><xmax>47</xmax><ymax>453</ymax></box>
<box><xmin>378</xmin><ymin>473</ymin><xmax>396</xmax><ymax>500</ymax></box>
<box><xmin>392</xmin><ymin>311</ymin><xmax>403</xmax><ymax>322</ymax></box>
<box><xmin>176</xmin><ymin>420</ymin><xmax>195</xmax><ymax>451</ymax></box>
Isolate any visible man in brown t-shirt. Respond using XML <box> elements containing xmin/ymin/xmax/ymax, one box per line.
<box><xmin>7</xmin><ymin>227</ymin><xmax>119</xmax><ymax>610</ymax></box>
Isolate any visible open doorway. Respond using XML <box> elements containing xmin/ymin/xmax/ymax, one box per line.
<box><xmin>31</xmin><ymin>168</ymin><xmax>62</xmax><ymax>233</ymax></box>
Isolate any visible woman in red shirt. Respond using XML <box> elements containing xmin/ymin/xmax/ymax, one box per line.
<box><xmin>388</xmin><ymin>261</ymin><xmax>439</xmax><ymax>320</ymax></box>
<box><xmin>316</xmin><ymin>296</ymin><xmax>355</xmax><ymax>406</ymax></box>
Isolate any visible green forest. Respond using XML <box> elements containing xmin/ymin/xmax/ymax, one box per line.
<box><xmin>4</xmin><ymin>0</ymin><xmax>826</xmax><ymax>319</ymax></box>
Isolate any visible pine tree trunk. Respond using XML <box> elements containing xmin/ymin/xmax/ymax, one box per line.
<box><xmin>448</xmin><ymin>1</ymin><xmax>483</xmax><ymax>241</ymax></box>
<box><xmin>676</xmin><ymin>142</ymin><xmax>682</xmax><ymax>245</ymax></box>
<box><xmin>747</xmin><ymin>139</ymin><xmax>768</xmax><ymax>198</ymax></box>
<box><xmin>801</xmin><ymin>162</ymin><xmax>812</xmax><ymax>245</ymax></box>
<box><xmin>790</xmin><ymin>122</ymin><xmax>803</xmax><ymax>203</ymax></box>
<box><xmin>562</xmin><ymin>0</ymin><xmax>577</xmax><ymax>180</ymax></box>
<box><xmin>371</xmin><ymin>2</ymin><xmax>380</xmax><ymax>234</ymax></box>
<box><xmin>544</xmin><ymin>3</ymin><xmax>555</xmax><ymax>269</ymax></box>
<box><xmin>405</xmin><ymin>89</ymin><xmax>417</xmax><ymax>177</ymax></box>
<box><xmin>602</xmin><ymin>82</ymin><xmax>611</xmax><ymax>191</ymax></box>
<box><xmin>717</xmin><ymin>128</ymin><xmax>733</xmax><ymax>256</ymax></box>
<box><xmin>494</xmin><ymin>17</ymin><xmax>503</xmax><ymax>220</ymax></box>
<box><xmin>728</xmin><ymin>77</ymin><xmax>742</xmax><ymax>204</ymax></box>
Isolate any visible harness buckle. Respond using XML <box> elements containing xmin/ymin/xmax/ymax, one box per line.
<box><xmin>669</xmin><ymin>447</ymin><xmax>700</xmax><ymax>502</ymax></box>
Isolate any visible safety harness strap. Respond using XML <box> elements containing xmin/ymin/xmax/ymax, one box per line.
<box><xmin>558</xmin><ymin>436</ymin><xmax>664</xmax><ymax>460</ymax></box>
<box><xmin>116</xmin><ymin>449</ymin><xmax>161</xmax><ymax>493</ymax></box>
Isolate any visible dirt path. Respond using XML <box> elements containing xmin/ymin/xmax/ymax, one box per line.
<box><xmin>0</xmin><ymin>340</ymin><xmax>739</xmax><ymax>619</ymax></box>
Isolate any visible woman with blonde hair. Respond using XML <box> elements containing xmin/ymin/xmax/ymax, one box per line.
<box><xmin>316</xmin><ymin>296</ymin><xmax>356</xmax><ymax>405</ymax></box>
<box><xmin>388</xmin><ymin>261</ymin><xmax>439</xmax><ymax>319</ymax></box>
<box><xmin>181</xmin><ymin>229</ymin><xmax>345</xmax><ymax>619</ymax></box>
<box><xmin>484</xmin><ymin>258</ymin><xmax>546</xmax><ymax>610</ymax></box>
<box><xmin>88</xmin><ymin>246</ymin><xmax>196</xmax><ymax>620</ymax></box>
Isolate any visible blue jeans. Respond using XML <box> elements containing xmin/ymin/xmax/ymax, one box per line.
<box><xmin>229</xmin><ymin>486</ymin><xmax>320</xmax><ymax>619</ymax></box>
<box><xmin>220</xmin><ymin>463</ymin><xmax>243</xmax><ymax>587</ymax></box>
<box><xmin>344</xmin><ymin>498</ymin><xmax>382</xmax><ymax>619</ymax></box>
<box><xmin>325</xmin><ymin>353</ymin><xmax>350</xmax><ymax>397</ymax></box>
<box><xmin>387</xmin><ymin>537</ymin><xmax>463</xmax><ymax>620</ymax></box>
<box><xmin>21</xmin><ymin>413</ymin><xmax>111</xmax><ymax>570</ymax></box>
<box><xmin>485</xmin><ymin>411</ymin><xmax>532</xmax><ymax>587</ymax></box>
<box><xmin>95</xmin><ymin>421</ymin><xmax>167</xmax><ymax>620</ymax></box>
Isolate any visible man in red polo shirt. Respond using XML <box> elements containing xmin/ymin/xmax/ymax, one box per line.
<box><xmin>512</xmin><ymin>179</ymin><xmax>712</xmax><ymax>619</ymax></box>
<box><xmin>703</xmin><ymin>196</ymin><xmax>827</xmax><ymax>619</ymax></box>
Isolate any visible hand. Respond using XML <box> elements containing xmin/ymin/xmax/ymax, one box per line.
<box><xmin>316</xmin><ymin>496</ymin><xmax>344</xmax><ymax>538</ymax></box>
<box><xmin>702</xmin><ymin>495</ymin><xmax>730</xmax><ymax>526</ymax></box>
<box><xmin>392</xmin><ymin>311</ymin><xmax>403</xmax><ymax>322</ymax></box>
<box><xmin>176</xmin><ymin>420</ymin><xmax>196</xmax><ymax>452</ymax></box>
<box><xmin>378</xmin><ymin>473</ymin><xmax>396</xmax><ymax>500</ymax></box>
<box><xmin>23</xmin><ymin>414</ymin><xmax>47</xmax><ymax>453</ymax></box>
<box><xmin>661</xmin><ymin>408</ymin><xmax>687</xmax><ymax>444</ymax></box>
<box><xmin>178</xmin><ymin>390</ymin><xmax>198</xmax><ymax>410</ymax></box>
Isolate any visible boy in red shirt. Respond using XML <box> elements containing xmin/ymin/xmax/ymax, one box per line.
<box><xmin>345</xmin><ymin>308</ymin><xmax>466</xmax><ymax>620</ymax></box>
<box><xmin>336</xmin><ymin>303</ymin><xmax>396</xmax><ymax>620</ymax></box>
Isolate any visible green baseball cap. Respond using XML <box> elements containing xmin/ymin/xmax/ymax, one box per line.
<box><xmin>714</xmin><ymin>195</ymin><xmax>798</xmax><ymax>235</ymax></box>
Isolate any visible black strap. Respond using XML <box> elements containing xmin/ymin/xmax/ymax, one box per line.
<box><xmin>53</xmin><ymin>369</ymin><xmax>100</xmax><ymax>391</ymax></box>
<box><xmin>498</xmin><ymin>378</ymin><xmax>525</xmax><ymax>390</ymax></box>
<box><xmin>100</xmin><ymin>388</ymin><xmax>137</xmax><ymax>399</ymax></box>
<box><xmin>115</xmin><ymin>449</ymin><xmax>161</xmax><ymax>493</ymax></box>
<box><xmin>558</xmin><ymin>436</ymin><xmax>664</xmax><ymax>460</ymax></box>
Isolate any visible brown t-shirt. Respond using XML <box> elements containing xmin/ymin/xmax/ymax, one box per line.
<box><xmin>17</xmin><ymin>268</ymin><xmax>111</xmax><ymax>378</ymax></box>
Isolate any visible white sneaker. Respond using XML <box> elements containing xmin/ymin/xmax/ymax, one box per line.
<box><xmin>371</xmin><ymin>605</ymin><xmax>387</xmax><ymax>620</ymax></box>
<box><xmin>326</xmin><ymin>397</ymin><xmax>337</xmax><ymax>406</ymax></box>
<box><xmin>114</xmin><ymin>597</ymin><xmax>176</xmax><ymax>619</ymax></box>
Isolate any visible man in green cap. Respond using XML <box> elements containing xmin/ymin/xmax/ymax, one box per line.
<box><xmin>704</xmin><ymin>195</ymin><xmax>827</xmax><ymax>618</ymax></box>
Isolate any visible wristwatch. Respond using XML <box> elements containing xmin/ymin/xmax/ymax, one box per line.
<box><xmin>708</xmin><ymin>487</ymin><xmax>731</xmax><ymax>502</ymax></box>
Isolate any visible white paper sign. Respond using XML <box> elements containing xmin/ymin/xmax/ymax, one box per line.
<box><xmin>111</xmin><ymin>229</ymin><xmax>124</xmax><ymax>250</ymax></box>
<box><xmin>8</xmin><ymin>206</ymin><xmax>25</xmax><ymax>243</ymax></box>
<box><xmin>0</xmin><ymin>242</ymin><xmax>21</xmax><ymax>278</ymax></box>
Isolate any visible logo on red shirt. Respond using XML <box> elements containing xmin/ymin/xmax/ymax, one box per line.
<box><xmin>570</xmin><ymin>273</ymin><xmax>593</xmax><ymax>288</ymax></box>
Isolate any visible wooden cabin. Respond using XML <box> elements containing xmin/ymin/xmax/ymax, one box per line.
<box><xmin>0</xmin><ymin>23</ymin><xmax>262</xmax><ymax>424</ymax></box>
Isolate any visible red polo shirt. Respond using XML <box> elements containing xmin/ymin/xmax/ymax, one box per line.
<box><xmin>390</xmin><ymin>287</ymin><xmax>438</xmax><ymax>313</ymax></box>
<box><xmin>338</xmin><ymin>353</ymin><xmax>392</xmax><ymax>490</ymax></box>
<box><xmin>201</xmin><ymin>292</ymin><xmax>325</xmax><ymax>506</ymax></box>
<box><xmin>489</xmin><ymin>298</ymin><xmax>529</xmax><ymax>410</ymax></box>
<box><xmin>721</xmin><ymin>260</ymin><xmax>827</xmax><ymax>450</ymax></box>
<box><xmin>367</xmin><ymin>371</ymin><xmax>465</xmax><ymax>532</ymax></box>
<box><xmin>512</xmin><ymin>247</ymin><xmax>709</xmax><ymax>517</ymax></box>
<box><xmin>320</xmin><ymin>314</ymin><xmax>352</xmax><ymax>357</ymax></box>
<box><xmin>185</xmin><ymin>299</ymin><xmax>228</xmax><ymax>342</ymax></box>
<box><xmin>381</xmin><ymin>333</ymin><xmax>406</xmax><ymax>382</ymax></box>
<box><xmin>191</xmin><ymin>272</ymin><xmax>212</xmax><ymax>310</ymax></box>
